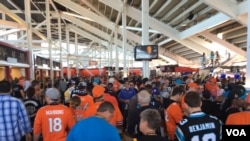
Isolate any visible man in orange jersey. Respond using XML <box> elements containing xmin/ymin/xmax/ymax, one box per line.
<box><xmin>205</xmin><ymin>77</ymin><xmax>219</xmax><ymax>99</ymax></box>
<box><xmin>164</xmin><ymin>86</ymin><xmax>185</xmax><ymax>141</ymax></box>
<box><xmin>66</xmin><ymin>102</ymin><xmax>121</xmax><ymax>141</ymax></box>
<box><xmin>112</xmin><ymin>76</ymin><xmax>120</xmax><ymax>93</ymax></box>
<box><xmin>226</xmin><ymin>94</ymin><xmax>250</xmax><ymax>125</ymax></box>
<box><xmin>70</xmin><ymin>96</ymin><xmax>85</xmax><ymax>122</ymax></box>
<box><xmin>70</xmin><ymin>82</ymin><xmax>94</xmax><ymax>111</ymax></box>
<box><xmin>33</xmin><ymin>88</ymin><xmax>75</xmax><ymax>141</ymax></box>
<box><xmin>180</xmin><ymin>82</ymin><xmax>199</xmax><ymax>116</ymax></box>
<box><xmin>84</xmin><ymin>85</ymin><xmax>123</xmax><ymax>127</ymax></box>
<box><xmin>104</xmin><ymin>86</ymin><xmax>119</xmax><ymax>107</ymax></box>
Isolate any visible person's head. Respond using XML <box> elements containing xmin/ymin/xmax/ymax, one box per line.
<box><xmin>184</xmin><ymin>91</ymin><xmax>202</xmax><ymax>115</ymax></box>
<box><xmin>78</xmin><ymin>82</ymin><xmax>87</xmax><ymax>90</ymax></box>
<box><xmin>96</xmin><ymin>101</ymin><xmax>115</xmax><ymax>121</ymax></box>
<box><xmin>92</xmin><ymin>85</ymin><xmax>105</xmax><ymax>101</ymax></box>
<box><xmin>142</xmin><ymin>78</ymin><xmax>149</xmax><ymax>85</ymax></box>
<box><xmin>70</xmin><ymin>96</ymin><xmax>81</xmax><ymax>108</ymax></box>
<box><xmin>202</xmin><ymin>90</ymin><xmax>211</xmax><ymax>100</ymax></box>
<box><xmin>139</xmin><ymin>109</ymin><xmax>161</xmax><ymax>134</ymax></box>
<box><xmin>197</xmin><ymin>83</ymin><xmax>204</xmax><ymax>94</ymax></box>
<box><xmin>137</xmin><ymin>90</ymin><xmax>151</xmax><ymax>106</ymax></box>
<box><xmin>170</xmin><ymin>85</ymin><xmax>185</xmax><ymax>101</ymax></box>
<box><xmin>124</xmin><ymin>81</ymin><xmax>130</xmax><ymax>89</ymax></box>
<box><xmin>45</xmin><ymin>88</ymin><xmax>61</xmax><ymax>104</ymax></box>
<box><xmin>31</xmin><ymin>80</ymin><xmax>40</xmax><ymax>89</ymax></box>
<box><xmin>188</xmin><ymin>82</ymin><xmax>199</xmax><ymax>92</ymax></box>
<box><xmin>26</xmin><ymin>87</ymin><xmax>35</xmax><ymax>99</ymax></box>
<box><xmin>144</xmin><ymin>84</ymin><xmax>153</xmax><ymax>94</ymax></box>
<box><xmin>107</xmin><ymin>83</ymin><xmax>113</xmax><ymax>90</ymax></box>
<box><xmin>0</xmin><ymin>80</ymin><xmax>11</xmax><ymax>93</ymax></box>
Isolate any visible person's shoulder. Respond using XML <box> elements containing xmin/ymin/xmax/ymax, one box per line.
<box><xmin>23</xmin><ymin>98</ymin><xmax>41</xmax><ymax>106</ymax></box>
<box><xmin>6</xmin><ymin>95</ymin><xmax>23</xmax><ymax>103</ymax></box>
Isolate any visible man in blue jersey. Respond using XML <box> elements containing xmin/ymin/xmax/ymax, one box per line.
<box><xmin>66</xmin><ymin>101</ymin><xmax>121</xmax><ymax>141</ymax></box>
<box><xmin>176</xmin><ymin>91</ymin><xmax>222</xmax><ymax>141</ymax></box>
<box><xmin>118</xmin><ymin>81</ymin><xmax>136</xmax><ymax>130</ymax></box>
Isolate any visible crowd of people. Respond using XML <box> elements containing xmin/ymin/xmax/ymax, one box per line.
<box><xmin>0</xmin><ymin>73</ymin><xmax>249</xmax><ymax>141</ymax></box>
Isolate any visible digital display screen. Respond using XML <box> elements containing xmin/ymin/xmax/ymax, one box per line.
<box><xmin>134</xmin><ymin>45</ymin><xmax>158</xmax><ymax>61</ymax></box>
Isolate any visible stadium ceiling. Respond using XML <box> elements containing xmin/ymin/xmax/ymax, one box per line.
<box><xmin>0</xmin><ymin>0</ymin><xmax>248</xmax><ymax>66</ymax></box>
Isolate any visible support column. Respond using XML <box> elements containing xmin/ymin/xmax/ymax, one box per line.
<box><xmin>142</xmin><ymin>0</ymin><xmax>150</xmax><ymax>78</ymax></box>
<box><xmin>75</xmin><ymin>33</ymin><xmax>79</xmax><ymax>77</ymax></box>
<box><xmin>245</xmin><ymin>0</ymin><xmax>250</xmax><ymax>88</ymax></box>
<box><xmin>58</xmin><ymin>15</ymin><xmax>63</xmax><ymax>78</ymax></box>
<box><xmin>114</xmin><ymin>27</ymin><xmax>119</xmax><ymax>74</ymax></box>
<box><xmin>66</xmin><ymin>28</ymin><xmax>71</xmax><ymax>79</ymax></box>
<box><xmin>25</xmin><ymin>0</ymin><xmax>34</xmax><ymax>80</ymax></box>
<box><xmin>5</xmin><ymin>66</ymin><xmax>11</xmax><ymax>81</ymax></box>
<box><xmin>122</xmin><ymin>3</ymin><xmax>127</xmax><ymax>77</ymax></box>
<box><xmin>46</xmin><ymin>0</ymin><xmax>53</xmax><ymax>84</ymax></box>
<box><xmin>2</xmin><ymin>13</ymin><xmax>7</xmax><ymax>40</ymax></box>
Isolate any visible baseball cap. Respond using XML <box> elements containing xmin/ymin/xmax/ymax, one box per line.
<box><xmin>68</xmin><ymin>80</ymin><xmax>75</xmax><ymax>84</ymax></box>
<box><xmin>92</xmin><ymin>85</ymin><xmax>105</xmax><ymax>98</ymax></box>
<box><xmin>93</xmin><ymin>78</ymin><xmax>100</xmax><ymax>84</ymax></box>
<box><xmin>175</xmin><ymin>79</ymin><xmax>184</xmax><ymax>85</ymax></box>
<box><xmin>78</xmin><ymin>82</ymin><xmax>87</xmax><ymax>89</ymax></box>
<box><xmin>108</xmin><ymin>78</ymin><xmax>115</xmax><ymax>83</ymax></box>
<box><xmin>46</xmin><ymin>88</ymin><xmax>60</xmax><ymax>100</ymax></box>
<box><xmin>188</xmin><ymin>82</ymin><xmax>199</xmax><ymax>89</ymax></box>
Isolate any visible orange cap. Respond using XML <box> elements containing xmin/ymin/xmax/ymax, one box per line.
<box><xmin>246</xmin><ymin>93</ymin><xmax>250</xmax><ymax>104</ymax></box>
<box><xmin>92</xmin><ymin>85</ymin><xmax>105</xmax><ymax>98</ymax></box>
<box><xmin>188</xmin><ymin>82</ymin><xmax>199</xmax><ymax>89</ymax></box>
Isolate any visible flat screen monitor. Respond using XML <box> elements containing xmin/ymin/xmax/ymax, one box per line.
<box><xmin>134</xmin><ymin>45</ymin><xmax>158</xmax><ymax>61</ymax></box>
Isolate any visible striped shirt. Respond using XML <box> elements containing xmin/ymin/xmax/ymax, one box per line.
<box><xmin>0</xmin><ymin>94</ymin><xmax>32</xmax><ymax>141</ymax></box>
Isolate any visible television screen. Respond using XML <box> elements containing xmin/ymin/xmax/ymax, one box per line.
<box><xmin>134</xmin><ymin>45</ymin><xmax>158</xmax><ymax>61</ymax></box>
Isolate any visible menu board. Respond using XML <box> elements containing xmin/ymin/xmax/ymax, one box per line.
<box><xmin>36</xmin><ymin>56</ymin><xmax>50</xmax><ymax>66</ymax></box>
<box><xmin>53</xmin><ymin>61</ymin><xmax>61</xmax><ymax>68</ymax></box>
<box><xmin>0</xmin><ymin>44</ymin><xmax>27</xmax><ymax>63</ymax></box>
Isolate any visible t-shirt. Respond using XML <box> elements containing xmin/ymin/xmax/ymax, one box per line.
<box><xmin>176</xmin><ymin>112</ymin><xmax>222</xmax><ymax>141</ymax></box>
<box><xmin>23</xmin><ymin>98</ymin><xmax>41</xmax><ymax>126</ymax></box>
<box><xmin>226</xmin><ymin>111</ymin><xmax>250</xmax><ymax>125</ymax></box>
<box><xmin>33</xmin><ymin>104</ymin><xmax>76</xmax><ymax>141</ymax></box>
<box><xmin>84</xmin><ymin>102</ymin><xmax>102</xmax><ymax>118</ymax></box>
<box><xmin>104</xmin><ymin>93</ymin><xmax>119</xmax><ymax>107</ymax></box>
<box><xmin>164</xmin><ymin>100</ymin><xmax>183</xmax><ymax>141</ymax></box>
<box><xmin>12</xmin><ymin>84</ymin><xmax>24</xmax><ymax>99</ymax></box>
<box><xmin>84</xmin><ymin>101</ymin><xmax>123</xmax><ymax>127</ymax></box>
<box><xmin>66</xmin><ymin>116</ymin><xmax>121</xmax><ymax>141</ymax></box>
<box><xmin>71</xmin><ymin>108</ymin><xmax>85</xmax><ymax>122</ymax></box>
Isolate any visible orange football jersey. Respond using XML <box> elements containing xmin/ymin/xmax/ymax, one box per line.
<box><xmin>104</xmin><ymin>93</ymin><xmax>119</xmax><ymax>107</ymax></box>
<box><xmin>165</xmin><ymin>102</ymin><xmax>183</xmax><ymax>140</ymax></box>
<box><xmin>75</xmin><ymin>95</ymin><xmax>94</xmax><ymax>111</ymax></box>
<box><xmin>226</xmin><ymin>111</ymin><xmax>250</xmax><ymax>125</ymax></box>
<box><xmin>33</xmin><ymin>104</ymin><xmax>75</xmax><ymax>141</ymax></box>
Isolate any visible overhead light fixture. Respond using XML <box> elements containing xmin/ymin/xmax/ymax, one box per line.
<box><xmin>187</xmin><ymin>12</ymin><xmax>194</xmax><ymax>20</ymax></box>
